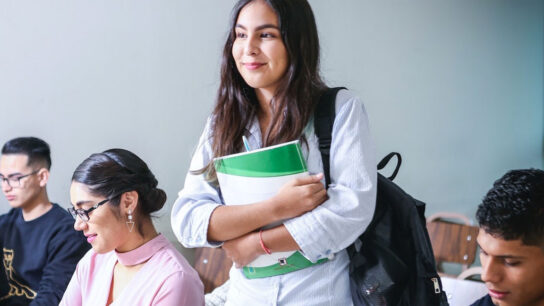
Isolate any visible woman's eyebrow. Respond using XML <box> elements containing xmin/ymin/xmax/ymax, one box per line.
<box><xmin>74</xmin><ymin>200</ymin><xmax>93</xmax><ymax>208</ymax></box>
<box><xmin>235</xmin><ymin>24</ymin><xmax>279</xmax><ymax>31</ymax></box>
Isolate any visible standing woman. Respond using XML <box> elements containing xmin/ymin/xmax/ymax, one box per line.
<box><xmin>171</xmin><ymin>0</ymin><xmax>376</xmax><ymax>305</ymax></box>
<box><xmin>60</xmin><ymin>149</ymin><xmax>204</xmax><ymax>306</ymax></box>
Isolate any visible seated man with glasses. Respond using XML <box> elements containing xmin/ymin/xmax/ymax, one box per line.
<box><xmin>0</xmin><ymin>137</ymin><xmax>89</xmax><ymax>305</ymax></box>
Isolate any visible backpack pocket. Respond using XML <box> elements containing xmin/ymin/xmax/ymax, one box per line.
<box><xmin>350</xmin><ymin>237</ymin><xmax>409</xmax><ymax>306</ymax></box>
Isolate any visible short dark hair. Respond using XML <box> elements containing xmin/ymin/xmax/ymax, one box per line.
<box><xmin>71</xmin><ymin>149</ymin><xmax>166</xmax><ymax>235</ymax></box>
<box><xmin>1</xmin><ymin>137</ymin><xmax>52</xmax><ymax>170</ymax></box>
<box><xmin>476</xmin><ymin>169</ymin><xmax>544</xmax><ymax>247</ymax></box>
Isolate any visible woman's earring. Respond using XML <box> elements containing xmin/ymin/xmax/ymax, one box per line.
<box><xmin>126</xmin><ymin>209</ymin><xmax>134</xmax><ymax>232</ymax></box>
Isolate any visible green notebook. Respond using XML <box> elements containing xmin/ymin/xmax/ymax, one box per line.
<box><xmin>214</xmin><ymin>140</ymin><xmax>327</xmax><ymax>278</ymax></box>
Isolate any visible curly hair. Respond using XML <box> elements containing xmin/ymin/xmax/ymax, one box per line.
<box><xmin>476</xmin><ymin>169</ymin><xmax>544</xmax><ymax>248</ymax></box>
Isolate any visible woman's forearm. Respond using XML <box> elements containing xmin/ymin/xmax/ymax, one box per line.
<box><xmin>207</xmin><ymin>174</ymin><xmax>326</xmax><ymax>242</ymax></box>
<box><xmin>221</xmin><ymin>224</ymin><xmax>300</xmax><ymax>268</ymax></box>
<box><xmin>207</xmin><ymin>198</ymin><xmax>280</xmax><ymax>242</ymax></box>
<box><xmin>260</xmin><ymin>224</ymin><xmax>300</xmax><ymax>252</ymax></box>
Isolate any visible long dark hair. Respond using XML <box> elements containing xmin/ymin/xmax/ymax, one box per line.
<box><xmin>199</xmin><ymin>0</ymin><xmax>326</xmax><ymax>182</ymax></box>
<box><xmin>72</xmin><ymin>149</ymin><xmax>167</xmax><ymax>234</ymax></box>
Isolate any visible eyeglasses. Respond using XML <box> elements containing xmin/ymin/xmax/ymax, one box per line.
<box><xmin>0</xmin><ymin>170</ymin><xmax>39</xmax><ymax>188</ymax></box>
<box><xmin>67</xmin><ymin>199</ymin><xmax>109</xmax><ymax>222</ymax></box>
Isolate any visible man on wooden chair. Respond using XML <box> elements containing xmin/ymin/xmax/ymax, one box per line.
<box><xmin>472</xmin><ymin>169</ymin><xmax>544</xmax><ymax>306</ymax></box>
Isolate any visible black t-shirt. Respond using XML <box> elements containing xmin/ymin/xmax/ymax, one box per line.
<box><xmin>0</xmin><ymin>204</ymin><xmax>90</xmax><ymax>305</ymax></box>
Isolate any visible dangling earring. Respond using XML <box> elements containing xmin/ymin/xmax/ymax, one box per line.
<box><xmin>126</xmin><ymin>209</ymin><xmax>134</xmax><ymax>232</ymax></box>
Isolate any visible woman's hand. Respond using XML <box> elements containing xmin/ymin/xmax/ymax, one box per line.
<box><xmin>222</xmin><ymin>231</ymin><xmax>262</xmax><ymax>268</ymax></box>
<box><xmin>207</xmin><ymin>174</ymin><xmax>327</xmax><ymax>243</ymax></box>
<box><xmin>269</xmin><ymin>173</ymin><xmax>328</xmax><ymax>220</ymax></box>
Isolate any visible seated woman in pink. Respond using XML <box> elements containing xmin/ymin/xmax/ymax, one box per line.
<box><xmin>60</xmin><ymin>149</ymin><xmax>204</xmax><ymax>306</ymax></box>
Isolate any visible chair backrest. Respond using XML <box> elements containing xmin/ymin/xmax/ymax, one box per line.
<box><xmin>426</xmin><ymin>212</ymin><xmax>480</xmax><ymax>274</ymax></box>
<box><xmin>193</xmin><ymin>247</ymin><xmax>232</xmax><ymax>293</ymax></box>
<box><xmin>440</xmin><ymin>269</ymin><xmax>487</xmax><ymax>306</ymax></box>
<box><xmin>457</xmin><ymin>266</ymin><xmax>483</xmax><ymax>281</ymax></box>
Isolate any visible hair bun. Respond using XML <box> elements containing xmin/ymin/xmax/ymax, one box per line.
<box><xmin>143</xmin><ymin>188</ymin><xmax>167</xmax><ymax>214</ymax></box>
<box><xmin>73</xmin><ymin>148</ymin><xmax>167</xmax><ymax>220</ymax></box>
<box><xmin>146</xmin><ymin>171</ymin><xmax>159</xmax><ymax>189</ymax></box>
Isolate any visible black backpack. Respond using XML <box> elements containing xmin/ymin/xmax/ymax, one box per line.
<box><xmin>314</xmin><ymin>87</ymin><xmax>449</xmax><ymax>306</ymax></box>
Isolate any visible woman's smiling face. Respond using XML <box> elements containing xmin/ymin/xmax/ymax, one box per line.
<box><xmin>231</xmin><ymin>0</ymin><xmax>289</xmax><ymax>96</ymax></box>
<box><xmin>70</xmin><ymin>182</ymin><xmax>128</xmax><ymax>254</ymax></box>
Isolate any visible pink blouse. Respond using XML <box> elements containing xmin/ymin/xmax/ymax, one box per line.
<box><xmin>60</xmin><ymin>234</ymin><xmax>204</xmax><ymax>306</ymax></box>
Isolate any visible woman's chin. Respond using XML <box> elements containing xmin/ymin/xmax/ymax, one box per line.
<box><xmin>91</xmin><ymin>245</ymin><xmax>111</xmax><ymax>254</ymax></box>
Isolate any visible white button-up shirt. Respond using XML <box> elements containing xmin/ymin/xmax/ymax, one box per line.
<box><xmin>171</xmin><ymin>89</ymin><xmax>377</xmax><ymax>306</ymax></box>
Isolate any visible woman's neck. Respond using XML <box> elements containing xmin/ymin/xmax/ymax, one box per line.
<box><xmin>255</xmin><ymin>88</ymin><xmax>274</xmax><ymax>114</ymax></box>
<box><xmin>116</xmin><ymin>219</ymin><xmax>158</xmax><ymax>253</ymax></box>
<box><xmin>108</xmin><ymin>219</ymin><xmax>158</xmax><ymax>304</ymax></box>
<box><xmin>255</xmin><ymin>88</ymin><xmax>275</xmax><ymax>141</ymax></box>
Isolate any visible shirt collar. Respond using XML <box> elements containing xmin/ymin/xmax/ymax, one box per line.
<box><xmin>115</xmin><ymin>234</ymin><xmax>167</xmax><ymax>266</ymax></box>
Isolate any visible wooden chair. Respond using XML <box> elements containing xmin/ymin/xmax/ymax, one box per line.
<box><xmin>193</xmin><ymin>247</ymin><xmax>232</xmax><ymax>293</ymax></box>
<box><xmin>426</xmin><ymin>212</ymin><xmax>480</xmax><ymax>277</ymax></box>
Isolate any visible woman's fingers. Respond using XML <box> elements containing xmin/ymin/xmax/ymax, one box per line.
<box><xmin>271</xmin><ymin>173</ymin><xmax>328</xmax><ymax>219</ymax></box>
<box><xmin>291</xmin><ymin>173</ymin><xmax>324</xmax><ymax>186</ymax></box>
<box><xmin>307</xmin><ymin>181</ymin><xmax>326</xmax><ymax>193</ymax></box>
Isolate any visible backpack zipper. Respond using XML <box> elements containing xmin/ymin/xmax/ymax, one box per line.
<box><xmin>431</xmin><ymin>277</ymin><xmax>441</xmax><ymax>294</ymax></box>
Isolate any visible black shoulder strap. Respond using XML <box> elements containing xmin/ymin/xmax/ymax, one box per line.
<box><xmin>314</xmin><ymin>88</ymin><xmax>402</xmax><ymax>185</ymax></box>
<box><xmin>314</xmin><ymin>87</ymin><xmax>346</xmax><ymax>186</ymax></box>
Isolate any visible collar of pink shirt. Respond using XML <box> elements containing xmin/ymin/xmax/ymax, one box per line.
<box><xmin>115</xmin><ymin>234</ymin><xmax>166</xmax><ymax>266</ymax></box>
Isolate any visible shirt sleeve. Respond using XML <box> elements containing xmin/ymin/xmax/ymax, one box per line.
<box><xmin>171</xmin><ymin>119</ymin><xmax>224</xmax><ymax>248</ymax></box>
<box><xmin>0</xmin><ymin>215</ymin><xmax>7</xmax><ymax>296</ymax></box>
<box><xmin>30</xmin><ymin>222</ymin><xmax>88</xmax><ymax>305</ymax></box>
<box><xmin>0</xmin><ymin>215</ymin><xmax>4</xmax><ymax>247</ymax></box>
<box><xmin>152</xmin><ymin>271</ymin><xmax>205</xmax><ymax>306</ymax></box>
<box><xmin>284</xmin><ymin>90</ymin><xmax>377</xmax><ymax>262</ymax></box>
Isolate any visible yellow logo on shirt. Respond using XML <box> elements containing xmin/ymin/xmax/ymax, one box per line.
<box><xmin>0</xmin><ymin>248</ymin><xmax>37</xmax><ymax>301</ymax></box>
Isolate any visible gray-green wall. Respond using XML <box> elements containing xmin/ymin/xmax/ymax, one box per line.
<box><xmin>1</xmin><ymin>1</ymin><xmax>542</xmax><ymax>263</ymax></box>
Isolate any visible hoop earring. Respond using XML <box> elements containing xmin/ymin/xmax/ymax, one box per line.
<box><xmin>126</xmin><ymin>209</ymin><xmax>135</xmax><ymax>232</ymax></box>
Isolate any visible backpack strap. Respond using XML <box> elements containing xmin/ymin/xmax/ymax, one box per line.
<box><xmin>314</xmin><ymin>87</ymin><xmax>346</xmax><ymax>186</ymax></box>
<box><xmin>377</xmin><ymin>152</ymin><xmax>402</xmax><ymax>180</ymax></box>
<box><xmin>314</xmin><ymin>88</ymin><xmax>402</xmax><ymax>184</ymax></box>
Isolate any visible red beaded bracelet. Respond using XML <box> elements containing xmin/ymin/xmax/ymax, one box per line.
<box><xmin>259</xmin><ymin>229</ymin><xmax>272</xmax><ymax>255</ymax></box>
